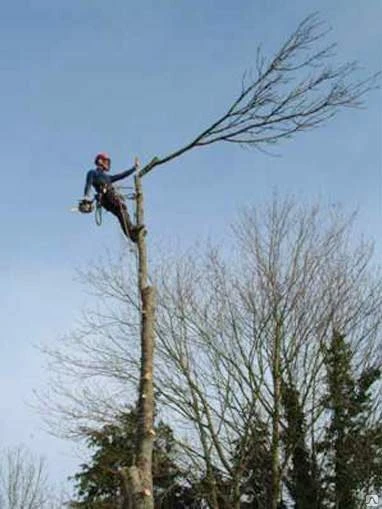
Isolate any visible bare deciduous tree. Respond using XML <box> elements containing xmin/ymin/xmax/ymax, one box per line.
<box><xmin>0</xmin><ymin>446</ymin><xmax>63</xmax><ymax>509</ymax></box>
<box><xmin>153</xmin><ymin>200</ymin><xmax>381</xmax><ymax>507</ymax></box>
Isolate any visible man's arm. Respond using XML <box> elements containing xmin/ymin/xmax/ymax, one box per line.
<box><xmin>110</xmin><ymin>157</ymin><xmax>140</xmax><ymax>183</ymax></box>
<box><xmin>83</xmin><ymin>170</ymin><xmax>95</xmax><ymax>198</ymax></box>
<box><xmin>109</xmin><ymin>166</ymin><xmax>135</xmax><ymax>183</ymax></box>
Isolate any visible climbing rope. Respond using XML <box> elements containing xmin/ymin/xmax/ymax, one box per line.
<box><xmin>95</xmin><ymin>200</ymin><xmax>103</xmax><ymax>226</ymax></box>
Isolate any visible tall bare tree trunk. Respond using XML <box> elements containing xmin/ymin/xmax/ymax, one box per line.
<box><xmin>271</xmin><ymin>320</ymin><xmax>282</xmax><ymax>509</ymax></box>
<box><xmin>122</xmin><ymin>174</ymin><xmax>156</xmax><ymax>509</ymax></box>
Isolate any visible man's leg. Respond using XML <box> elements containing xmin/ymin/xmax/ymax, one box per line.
<box><xmin>116</xmin><ymin>203</ymin><xmax>135</xmax><ymax>238</ymax></box>
<box><xmin>103</xmin><ymin>193</ymin><xmax>139</xmax><ymax>241</ymax></box>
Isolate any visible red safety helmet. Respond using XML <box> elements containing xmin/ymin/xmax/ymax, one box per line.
<box><xmin>94</xmin><ymin>152</ymin><xmax>111</xmax><ymax>166</ymax></box>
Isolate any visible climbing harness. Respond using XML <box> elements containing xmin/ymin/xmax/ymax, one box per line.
<box><xmin>75</xmin><ymin>185</ymin><xmax>138</xmax><ymax>242</ymax></box>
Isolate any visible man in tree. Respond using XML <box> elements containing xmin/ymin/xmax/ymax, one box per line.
<box><xmin>81</xmin><ymin>152</ymin><xmax>143</xmax><ymax>242</ymax></box>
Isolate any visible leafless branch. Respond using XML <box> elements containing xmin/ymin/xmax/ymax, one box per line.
<box><xmin>139</xmin><ymin>13</ymin><xmax>380</xmax><ymax>177</ymax></box>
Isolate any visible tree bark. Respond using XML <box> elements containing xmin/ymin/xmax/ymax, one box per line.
<box><xmin>271</xmin><ymin>320</ymin><xmax>282</xmax><ymax>509</ymax></box>
<box><xmin>124</xmin><ymin>174</ymin><xmax>156</xmax><ymax>509</ymax></box>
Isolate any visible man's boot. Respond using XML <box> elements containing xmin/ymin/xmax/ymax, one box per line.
<box><xmin>129</xmin><ymin>224</ymin><xmax>146</xmax><ymax>243</ymax></box>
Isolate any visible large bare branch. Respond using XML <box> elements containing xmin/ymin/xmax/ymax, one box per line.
<box><xmin>139</xmin><ymin>13</ymin><xmax>380</xmax><ymax>177</ymax></box>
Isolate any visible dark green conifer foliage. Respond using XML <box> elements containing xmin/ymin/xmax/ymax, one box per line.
<box><xmin>70</xmin><ymin>409</ymin><xmax>193</xmax><ymax>508</ymax></box>
<box><xmin>320</xmin><ymin>330</ymin><xmax>382</xmax><ymax>508</ymax></box>
<box><xmin>232</xmin><ymin>417</ymin><xmax>273</xmax><ymax>508</ymax></box>
<box><xmin>281</xmin><ymin>382</ymin><xmax>322</xmax><ymax>509</ymax></box>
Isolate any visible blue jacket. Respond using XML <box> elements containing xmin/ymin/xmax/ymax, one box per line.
<box><xmin>84</xmin><ymin>166</ymin><xmax>136</xmax><ymax>198</ymax></box>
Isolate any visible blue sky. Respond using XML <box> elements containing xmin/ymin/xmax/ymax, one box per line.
<box><xmin>1</xmin><ymin>0</ymin><xmax>381</xmax><ymax>492</ymax></box>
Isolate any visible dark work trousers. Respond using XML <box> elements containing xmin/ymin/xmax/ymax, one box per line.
<box><xmin>99</xmin><ymin>189</ymin><xmax>135</xmax><ymax>239</ymax></box>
